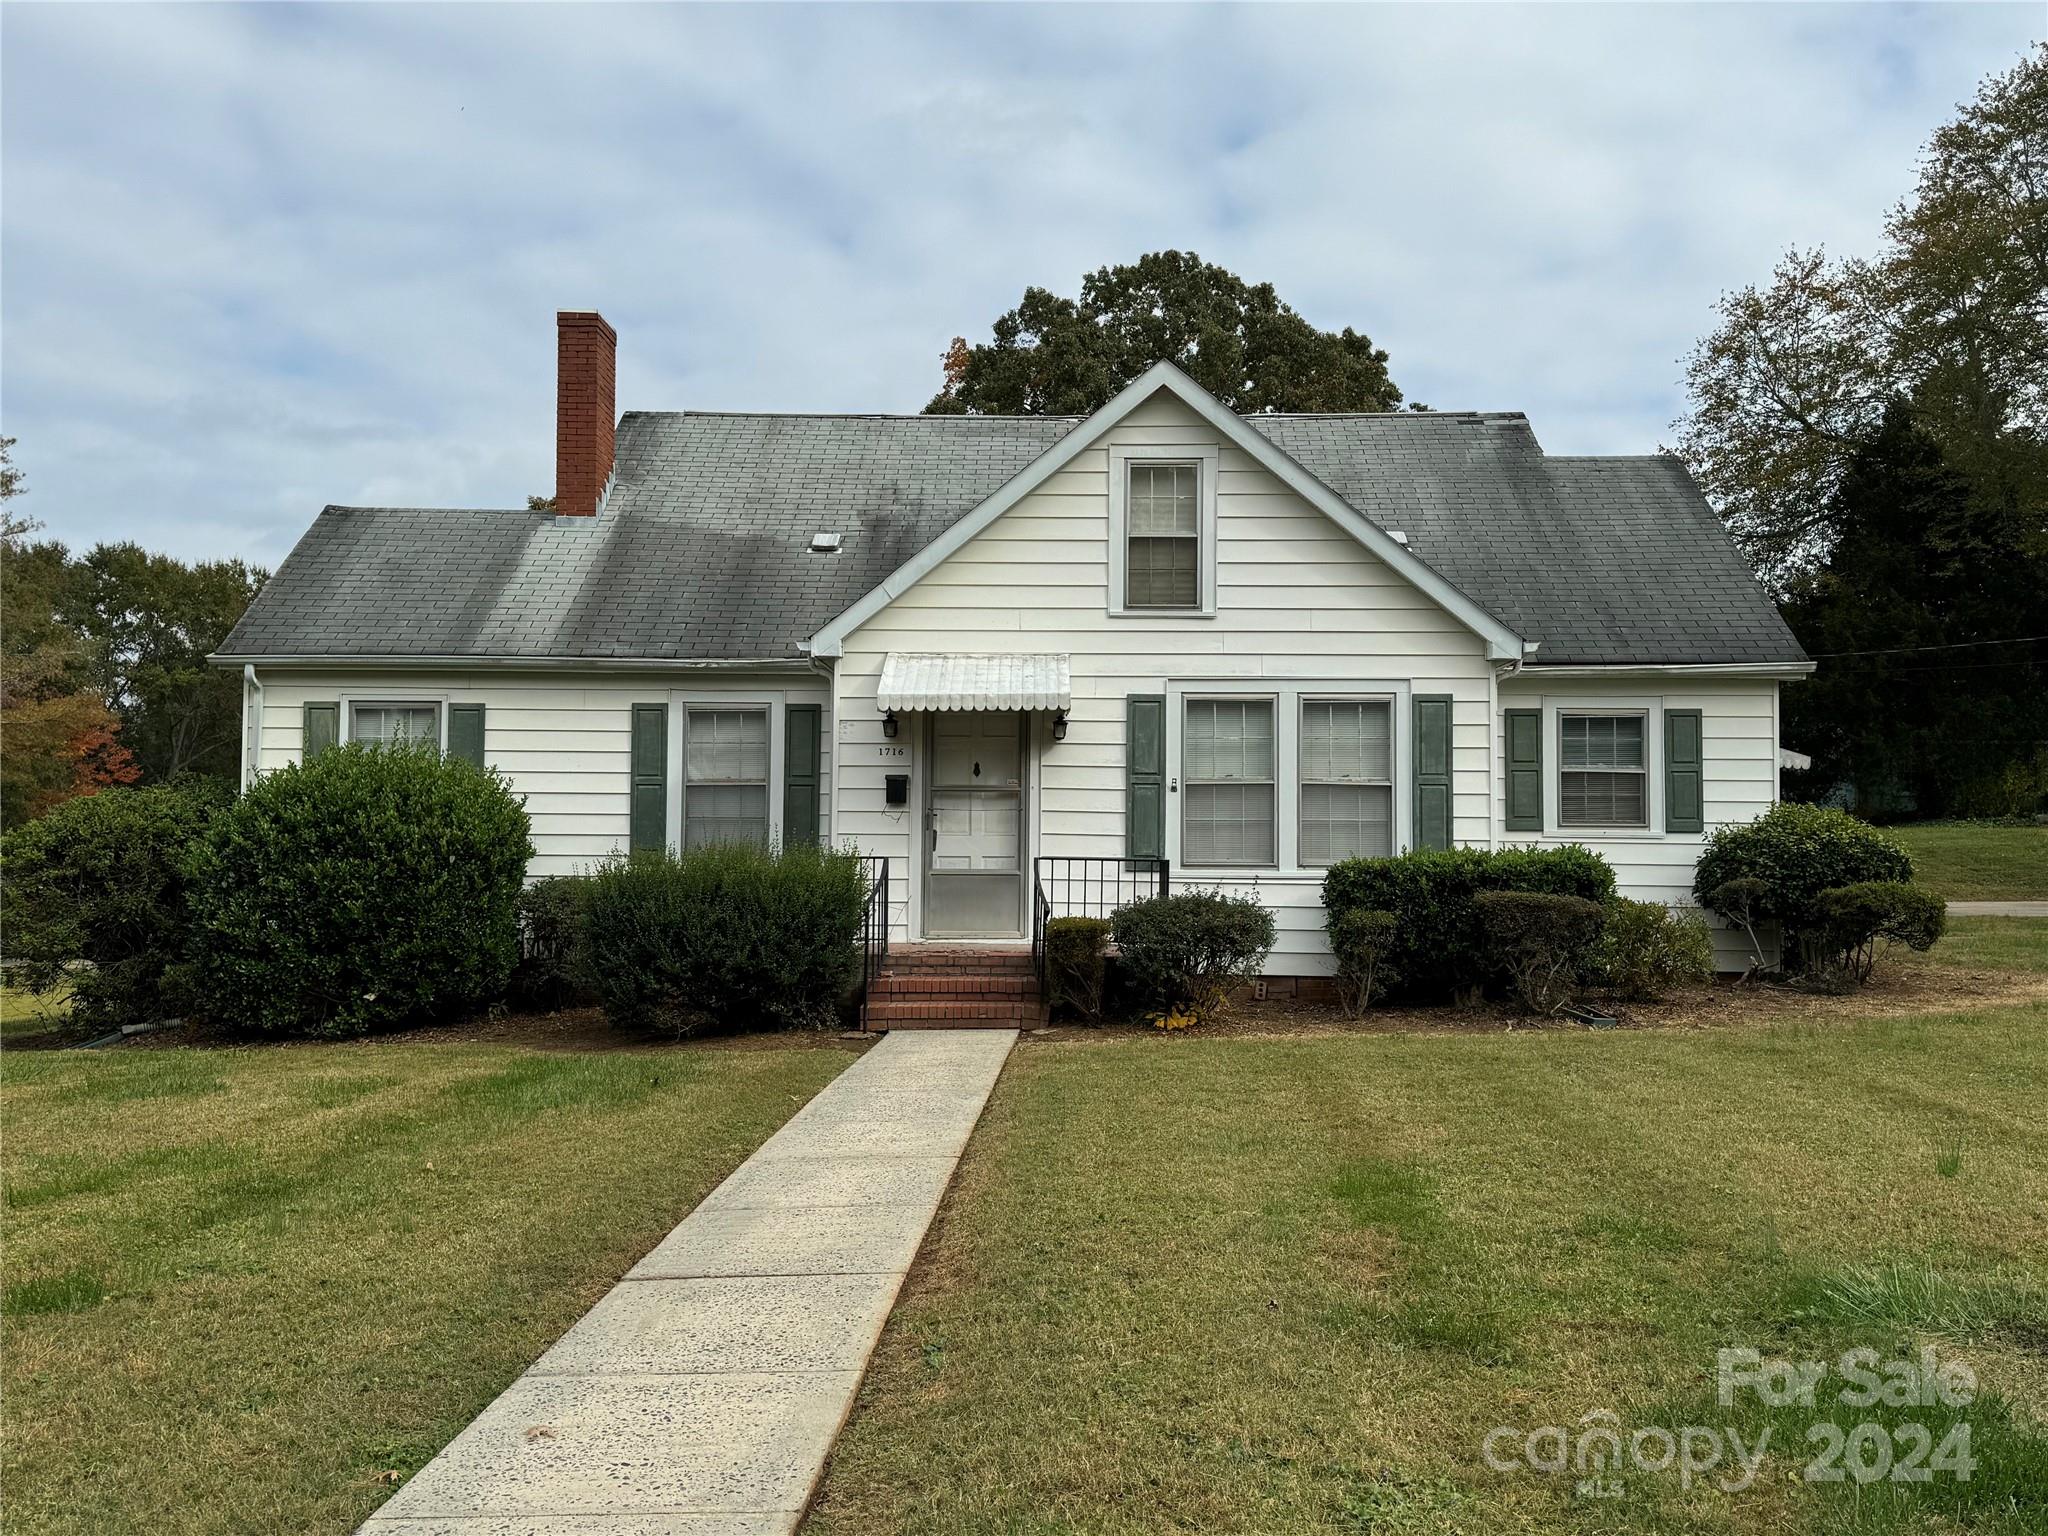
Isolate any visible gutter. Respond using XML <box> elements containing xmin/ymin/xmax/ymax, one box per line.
<box><xmin>208</xmin><ymin>653</ymin><xmax>818</xmax><ymax>675</ymax></box>
<box><xmin>1517</xmin><ymin>661</ymin><xmax>1815</xmax><ymax>679</ymax></box>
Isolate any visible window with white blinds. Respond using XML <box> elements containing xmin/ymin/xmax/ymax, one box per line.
<box><xmin>1299</xmin><ymin>699</ymin><xmax>1393</xmax><ymax>863</ymax></box>
<box><xmin>685</xmin><ymin>708</ymin><xmax>769</xmax><ymax>848</ymax></box>
<box><xmin>1125</xmin><ymin>462</ymin><xmax>1200</xmax><ymax>609</ymax></box>
<box><xmin>1182</xmin><ymin>698</ymin><xmax>1276</xmax><ymax>866</ymax></box>
<box><xmin>349</xmin><ymin>702</ymin><xmax>440</xmax><ymax>748</ymax></box>
<box><xmin>1560</xmin><ymin>713</ymin><xmax>1647</xmax><ymax>827</ymax></box>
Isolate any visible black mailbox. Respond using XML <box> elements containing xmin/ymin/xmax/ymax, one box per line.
<box><xmin>884</xmin><ymin>773</ymin><xmax>910</xmax><ymax>806</ymax></box>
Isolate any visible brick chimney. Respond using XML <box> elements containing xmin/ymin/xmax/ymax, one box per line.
<box><xmin>555</xmin><ymin>310</ymin><xmax>616</xmax><ymax>517</ymax></box>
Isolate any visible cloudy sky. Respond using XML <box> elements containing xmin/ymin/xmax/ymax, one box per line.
<box><xmin>3</xmin><ymin>3</ymin><xmax>2039</xmax><ymax>569</ymax></box>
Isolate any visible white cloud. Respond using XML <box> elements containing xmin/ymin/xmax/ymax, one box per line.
<box><xmin>1</xmin><ymin>2</ymin><xmax>2038</xmax><ymax>566</ymax></box>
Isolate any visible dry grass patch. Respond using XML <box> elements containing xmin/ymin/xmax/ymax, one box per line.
<box><xmin>808</xmin><ymin>1005</ymin><xmax>2048</xmax><ymax>1535</ymax></box>
<box><xmin>2</xmin><ymin>1036</ymin><xmax>857</xmax><ymax>1536</ymax></box>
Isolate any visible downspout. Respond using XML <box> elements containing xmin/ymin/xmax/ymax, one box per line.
<box><xmin>242</xmin><ymin>664</ymin><xmax>263</xmax><ymax>791</ymax></box>
<box><xmin>1487</xmin><ymin>643</ymin><xmax>1536</xmax><ymax>851</ymax></box>
<box><xmin>805</xmin><ymin>650</ymin><xmax>837</xmax><ymax>848</ymax></box>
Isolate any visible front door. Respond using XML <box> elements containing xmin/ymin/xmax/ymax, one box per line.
<box><xmin>923</xmin><ymin>712</ymin><xmax>1026</xmax><ymax>938</ymax></box>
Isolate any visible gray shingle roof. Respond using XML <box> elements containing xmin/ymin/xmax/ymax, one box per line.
<box><xmin>218</xmin><ymin>405</ymin><xmax>1802</xmax><ymax>667</ymax></box>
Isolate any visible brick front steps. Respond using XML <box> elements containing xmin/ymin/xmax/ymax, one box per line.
<box><xmin>866</xmin><ymin>945</ymin><xmax>1048</xmax><ymax>1031</ymax></box>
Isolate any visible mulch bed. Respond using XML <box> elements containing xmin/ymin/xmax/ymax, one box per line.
<box><xmin>1022</xmin><ymin>958</ymin><xmax>2048</xmax><ymax>1045</ymax></box>
<box><xmin>12</xmin><ymin>956</ymin><xmax>2039</xmax><ymax>1056</ymax></box>
<box><xmin>13</xmin><ymin>1005</ymin><xmax>875</xmax><ymax>1057</ymax></box>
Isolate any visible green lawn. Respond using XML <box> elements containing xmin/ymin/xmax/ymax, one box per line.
<box><xmin>1905</xmin><ymin>916</ymin><xmax>2048</xmax><ymax>975</ymax></box>
<box><xmin>1</xmin><ymin>1036</ymin><xmax>855</xmax><ymax>1536</ymax></box>
<box><xmin>808</xmin><ymin>1005</ymin><xmax>2048</xmax><ymax>1535</ymax></box>
<box><xmin>1889</xmin><ymin>822</ymin><xmax>2048</xmax><ymax>902</ymax></box>
<box><xmin>1</xmin><ymin>986</ymin><xmax>77</xmax><ymax>1042</ymax></box>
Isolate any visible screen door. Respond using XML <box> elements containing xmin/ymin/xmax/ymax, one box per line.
<box><xmin>923</xmin><ymin>713</ymin><xmax>1026</xmax><ymax>937</ymax></box>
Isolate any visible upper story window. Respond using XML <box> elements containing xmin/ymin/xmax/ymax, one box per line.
<box><xmin>1559</xmin><ymin>712</ymin><xmax>1647</xmax><ymax>827</ymax></box>
<box><xmin>1125</xmin><ymin>462</ymin><xmax>1200</xmax><ymax>609</ymax></box>
<box><xmin>350</xmin><ymin>701</ymin><xmax>441</xmax><ymax>748</ymax></box>
<box><xmin>1108</xmin><ymin>443</ymin><xmax>1220</xmax><ymax>617</ymax></box>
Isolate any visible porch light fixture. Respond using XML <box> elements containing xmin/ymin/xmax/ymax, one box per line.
<box><xmin>882</xmin><ymin>711</ymin><xmax>899</xmax><ymax>739</ymax></box>
<box><xmin>1051</xmin><ymin>710</ymin><xmax>1069</xmax><ymax>742</ymax></box>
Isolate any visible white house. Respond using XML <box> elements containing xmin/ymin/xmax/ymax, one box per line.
<box><xmin>216</xmin><ymin>311</ymin><xmax>1810</xmax><ymax>980</ymax></box>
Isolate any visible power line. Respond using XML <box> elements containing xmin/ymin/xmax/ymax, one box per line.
<box><xmin>1806</xmin><ymin>634</ymin><xmax>2048</xmax><ymax>660</ymax></box>
<box><xmin>1848</xmin><ymin>657</ymin><xmax>2042</xmax><ymax>677</ymax></box>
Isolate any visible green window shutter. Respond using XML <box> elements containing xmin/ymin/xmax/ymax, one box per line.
<box><xmin>1664</xmin><ymin>708</ymin><xmax>1705</xmax><ymax>834</ymax></box>
<box><xmin>1127</xmin><ymin>694</ymin><xmax>1165</xmax><ymax>861</ymax></box>
<box><xmin>629</xmin><ymin>703</ymin><xmax>668</xmax><ymax>854</ymax></box>
<box><xmin>1413</xmin><ymin>694</ymin><xmax>1453</xmax><ymax>851</ymax></box>
<box><xmin>783</xmin><ymin>704</ymin><xmax>822</xmax><ymax>848</ymax></box>
<box><xmin>303</xmin><ymin>701</ymin><xmax>340</xmax><ymax>760</ymax></box>
<box><xmin>448</xmin><ymin>703</ymin><xmax>486</xmax><ymax>768</ymax></box>
<box><xmin>1503</xmin><ymin>708</ymin><xmax>1543</xmax><ymax>832</ymax></box>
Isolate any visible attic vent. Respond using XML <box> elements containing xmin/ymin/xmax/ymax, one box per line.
<box><xmin>809</xmin><ymin>532</ymin><xmax>843</xmax><ymax>554</ymax></box>
<box><xmin>1388</xmin><ymin>531</ymin><xmax>1410</xmax><ymax>546</ymax></box>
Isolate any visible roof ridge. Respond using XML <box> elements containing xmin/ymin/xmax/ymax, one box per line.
<box><xmin>1253</xmin><ymin>409</ymin><xmax>1528</xmax><ymax>421</ymax></box>
<box><xmin>628</xmin><ymin>407</ymin><xmax>1530</xmax><ymax>424</ymax></box>
<box><xmin>629</xmin><ymin>410</ymin><xmax>1085</xmax><ymax>423</ymax></box>
<box><xmin>324</xmin><ymin>504</ymin><xmax>543</xmax><ymax>515</ymax></box>
<box><xmin>1543</xmin><ymin>451</ymin><xmax>1678</xmax><ymax>460</ymax></box>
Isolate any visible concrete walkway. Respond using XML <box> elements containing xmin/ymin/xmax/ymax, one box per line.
<box><xmin>1947</xmin><ymin>900</ymin><xmax>2048</xmax><ymax>917</ymax></box>
<box><xmin>363</xmin><ymin>1028</ymin><xmax>1016</xmax><ymax>1536</ymax></box>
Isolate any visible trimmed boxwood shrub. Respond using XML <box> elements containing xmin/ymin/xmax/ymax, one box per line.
<box><xmin>1043</xmin><ymin>915</ymin><xmax>1111</xmax><ymax>1024</ymax></box>
<box><xmin>1804</xmin><ymin>881</ymin><xmax>1946</xmax><ymax>985</ymax></box>
<box><xmin>1473</xmin><ymin>891</ymin><xmax>1606</xmax><ymax>1015</ymax></box>
<box><xmin>1328</xmin><ymin>908</ymin><xmax>1399</xmax><ymax>1015</ymax></box>
<box><xmin>1109</xmin><ymin>889</ymin><xmax>1276</xmax><ymax>1018</ymax></box>
<box><xmin>513</xmin><ymin>875</ymin><xmax>596</xmax><ymax>1011</ymax></box>
<box><xmin>582</xmin><ymin>842</ymin><xmax>864</xmax><ymax>1035</ymax></box>
<box><xmin>1322</xmin><ymin>845</ymin><xmax>1615</xmax><ymax>999</ymax></box>
<box><xmin>1693</xmin><ymin>804</ymin><xmax>1915</xmax><ymax>971</ymax></box>
<box><xmin>1</xmin><ymin>781</ymin><xmax>228</xmax><ymax>1030</ymax></box>
<box><xmin>185</xmin><ymin>743</ymin><xmax>532</xmax><ymax>1037</ymax></box>
<box><xmin>1590</xmin><ymin>899</ymin><xmax>1714</xmax><ymax>1001</ymax></box>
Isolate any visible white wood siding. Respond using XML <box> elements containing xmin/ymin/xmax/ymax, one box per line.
<box><xmin>249</xmin><ymin>668</ymin><xmax>829</xmax><ymax>879</ymax></box>
<box><xmin>833</xmin><ymin>389</ymin><xmax>1496</xmax><ymax>968</ymax></box>
<box><xmin>1495</xmin><ymin>673</ymin><xmax>1783</xmax><ymax>969</ymax></box>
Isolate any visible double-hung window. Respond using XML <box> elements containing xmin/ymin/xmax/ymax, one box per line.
<box><xmin>684</xmin><ymin>708</ymin><xmax>769</xmax><ymax>848</ymax></box>
<box><xmin>1300</xmin><ymin>699</ymin><xmax>1394</xmax><ymax>863</ymax></box>
<box><xmin>1125</xmin><ymin>461</ymin><xmax>1200</xmax><ymax>609</ymax></box>
<box><xmin>1182</xmin><ymin>698</ymin><xmax>1276</xmax><ymax>866</ymax></box>
<box><xmin>1560</xmin><ymin>713</ymin><xmax>1648</xmax><ymax>827</ymax></box>
<box><xmin>349</xmin><ymin>701</ymin><xmax>441</xmax><ymax>748</ymax></box>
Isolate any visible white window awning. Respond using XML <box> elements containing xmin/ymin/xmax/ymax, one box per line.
<box><xmin>877</xmin><ymin>652</ymin><xmax>1072</xmax><ymax>712</ymax></box>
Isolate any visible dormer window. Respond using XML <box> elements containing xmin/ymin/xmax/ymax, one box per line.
<box><xmin>1107</xmin><ymin>443</ymin><xmax>1220</xmax><ymax>617</ymax></box>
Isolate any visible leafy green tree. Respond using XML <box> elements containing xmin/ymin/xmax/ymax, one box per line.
<box><xmin>925</xmin><ymin>251</ymin><xmax>1403</xmax><ymax>416</ymax></box>
<box><xmin>61</xmin><ymin>544</ymin><xmax>267</xmax><ymax>785</ymax></box>
<box><xmin>1780</xmin><ymin>404</ymin><xmax>2048</xmax><ymax>816</ymax></box>
<box><xmin>1676</xmin><ymin>45</ymin><xmax>2047</xmax><ymax>589</ymax></box>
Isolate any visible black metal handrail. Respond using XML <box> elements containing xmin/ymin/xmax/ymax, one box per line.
<box><xmin>857</xmin><ymin>855</ymin><xmax>890</xmax><ymax>1029</ymax></box>
<box><xmin>1030</xmin><ymin>856</ymin><xmax>1168</xmax><ymax>987</ymax></box>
